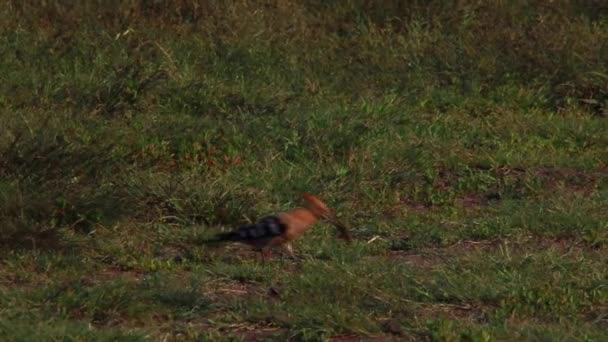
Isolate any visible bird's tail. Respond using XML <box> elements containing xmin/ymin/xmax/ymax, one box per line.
<box><xmin>199</xmin><ymin>230</ymin><xmax>245</xmax><ymax>244</ymax></box>
<box><xmin>200</xmin><ymin>217</ymin><xmax>286</xmax><ymax>245</ymax></box>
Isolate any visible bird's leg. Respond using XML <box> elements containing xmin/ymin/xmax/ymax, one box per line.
<box><xmin>260</xmin><ymin>248</ymin><xmax>270</xmax><ymax>263</ymax></box>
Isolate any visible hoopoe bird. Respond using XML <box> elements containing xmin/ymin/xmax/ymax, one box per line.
<box><xmin>202</xmin><ymin>192</ymin><xmax>351</xmax><ymax>259</ymax></box>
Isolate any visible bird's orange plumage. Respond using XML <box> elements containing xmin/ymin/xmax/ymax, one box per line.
<box><xmin>202</xmin><ymin>192</ymin><xmax>350</xmax><ymax>259</ymax></box>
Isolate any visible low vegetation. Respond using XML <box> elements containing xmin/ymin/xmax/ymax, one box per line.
<box><xmin>1</xmin><ymin>1</ymin><xmax>607</xmax><ymax>340</ymax></box>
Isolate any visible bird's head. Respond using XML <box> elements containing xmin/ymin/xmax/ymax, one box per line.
<box><xmin>302</xmin><ymin>192</ymin><xmax>352</xmax><ymax>243</ymax></box>
<box><xmin>302</xmin><ymin>192</ymin><xmax>335</xmax><ymax>221</ymax></box>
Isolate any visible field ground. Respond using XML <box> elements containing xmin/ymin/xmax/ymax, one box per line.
<box><xmin>1</xmin><ymin>1</ymin><xmax>607</xmax><ymax>341</ymax></box>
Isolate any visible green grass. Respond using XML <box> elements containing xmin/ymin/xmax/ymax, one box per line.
<box><xmin>1</xmin><ymin>1</ymin><xmax>607</xmax><ymax>340</ymax></box>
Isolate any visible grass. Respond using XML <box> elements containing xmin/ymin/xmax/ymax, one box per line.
<box><xmin>1</xmin><ymin>0</ymin><xmax>607</xmax><ymax>340</ymax></box>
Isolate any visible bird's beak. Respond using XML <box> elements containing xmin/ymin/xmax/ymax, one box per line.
<box><xmin>322</xmin><ymin>213</ymin><xmax>352</xmax><ymax>243</ymax></box>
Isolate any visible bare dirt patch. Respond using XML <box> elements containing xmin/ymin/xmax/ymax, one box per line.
<box><xmin>384</xmin><ymin>237</ymin><xmax>599</xmax><ymax>270</ymax></box>
<box><xmin>223</xmin><ymin>326</ymin><xmax>284</xmax><ymax>342</ymax></box>
<box><xmin>386</xmin><ymin>252</ymin><xmax>439</xmax><ymax>269</ymax></box>
<box><xmin>535</xmin><ymin>166</ymin><xmax>606</xmax><ymax>193</ymax></box>
<box><xmin>330</xmin><ymin>334</ymin><xmax>397</xmax><ymax>342</ymax></box>
<box><xmin>203</xmin><ymin>278</ymin><xmax>285</xmax><ymax>305</ymax></box>
<box><xmin>384</xmin><ymin>239</ymin><xmax>501</xmax><ymax>269</ymax></box>
<box><xmin>399</xmin><ymin>165</ymin><xmax>607</xmax><ymax>212</ymax></box>
<box><xmin>416</xmin><ymin>302</ymin><xmax>490</xmax><ymax>323</ymax></box>
<box><xmin>213</xmin><ymin>281</ymin><xmax>262</xmax><ymax>297</ymax></box>
<box><xmin>455</xmin><ymin>192</ymin><xmax>501</xmax><ymax>209</ymax></box>
<box><xmin>93</xmin><ymin>267</ymin><xmax>146</xmax><ymax>283</ymax></box>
